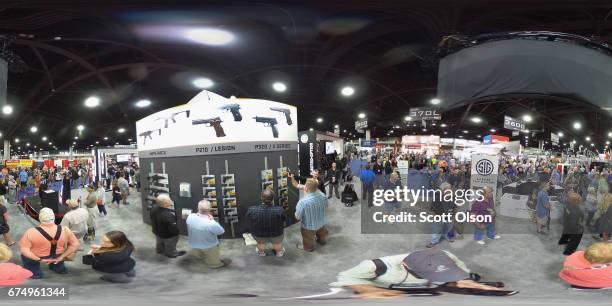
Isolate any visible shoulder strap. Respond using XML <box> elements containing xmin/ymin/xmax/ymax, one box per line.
<box><xmin>34</xmin><ymin>225</ymin><xmax>62</xmax><ymax>257</ymax></box>
<box><xmin>372</xmin><ymin>259</ymin><xmax>387</xmax><ymax>278</ymax></box>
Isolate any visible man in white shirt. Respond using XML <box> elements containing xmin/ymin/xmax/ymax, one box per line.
<box><xmin>186</xmin><ymin>200</ymin><xmax>230</xmax><ymax>269</ymax></box>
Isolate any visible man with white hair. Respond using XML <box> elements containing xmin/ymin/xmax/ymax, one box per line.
<box><xmin>19</xmin><ymin>208</ymin><xmax>80</xmax><ymax>279</ymax></box>
<box><xmin>150</xmin><ymin>194</ymin><xmax>185</xmax><ymax>258</ymax></box>
<box><xmin>186</xmin><ymin>200</ymin><xmax>230</xmax><ymax>268</ymax></box>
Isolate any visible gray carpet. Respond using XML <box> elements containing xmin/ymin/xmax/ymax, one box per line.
<box><xmin>0</xmin><ymin>182</ymin><xmax>609</xmax><ymax>306</ymax></box>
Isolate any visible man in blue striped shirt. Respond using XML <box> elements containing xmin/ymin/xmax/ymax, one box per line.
<box><xmin>295</xmin><ymin>178</ymin><xmax>329</xmax><ymax>252</ymax></box>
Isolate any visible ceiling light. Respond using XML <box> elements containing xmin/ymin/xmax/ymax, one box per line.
<box><xmin>26</xmin><ymin>143</ymin><xmax>30</xmax><ymax>147</ymax></box>
<box><xmin>74</xmin><ymin>136</ymin><xmax>78</xmax><ymax>140</ymax></box>
<box><xmin>41</xmin><ymin>136</ymin><xmax>47</xmax><ymax>141</ymax></box>
<box><xmin>193</xmin><ymin>78</ymin><xmax>214</xmax><ymax>89</ymax></box>
<box><xmin>358</xmin><ymin>113</ymin><xmax>366</xmax><ymax>119</ymax></box>
<box><xmin>334</xmin><ymin>124</ymin><xmax>339</xmax><ymax>128</ymax></box>
<box><xmin>14</xmin><ymin>138</ymin><xmax>19</xmax><ymax>143</ymax></box>
<box><xmin>477</xmin><ymin>135</ymin><xmax>482</xmax><ymax>138</ymax></box>
<box><xmin>95</xmin><ymin>141</ymin><xmax>99</xmax><ymax>144</ymax></box>
<box><xmin>490</xmin><ymin>128</ymin><xmax>496</xmax><ymax>132</ymax></box>
<box><xmin>185</xmin><ymin>28</ymin><xmax>235</xmax><ymax>46</ymax></box>
<box><xmin>462</xmin><ymin>130</ymin><xmax>468</xmax><ymax>134</ymax></box>
<box><xmin>104</xmin><ymin>137</ymin><xmax>108</xmax><ymax>140</ymax></box>
<box><xmin>573</xmin><ymin>122</ymin><xmax>581</xmax><ymax>130</ymax></box>
<box><xmin>341</xmin><ymin>86</ymin><xmax>355</xmax><ymax>97</ymax></box>
<box><xmin>135</xmin><ymin>99</ymin><xmax>152</xmax><ymax>108</ymax></box>
<box><xmin>607</xmin><ymin>141</ymin><xmax>610</xmax><ymax>145</ymax></box>
<box><xmin>309</xmin><ymin>128</ymin><xmax>313</xmax><ymax>131</ymax></box>
<box><xmin>48</xmin><ymin>142</ymin><xmax>52</xmax><ymax>145</ymax></box>
<box><xmin>84</xmin><ymin>96</ymin><xmax>100</xmax><ymax>108</ymax></box>
<box><xmin>73</xmin><ymin>142</ymin><xmax>76</xmax><ymax>145</ymax></box>
<box><xmin>117</xmin><ymin>128</ymin><xmax>126</xmax><ymax>133</ymax></box>
<box><xmin>522</xmin><ymin>114</ymin><xmax>532</xmax><ymax>122</ymax></box>
<box><xmin>30</xmin><ymin>126</ymin><xmax>38</xmax><ymax>133</ymax></box>
<box><xmin>272</xmin><ymin>82</ymin><xmax>287</xmax><ymax>92</ymax></box>
<box><xmin>430</xmin><ymin>98</ymin><xmax>441</xmax><ymax>105</ymax></box>
<box><xmin>586</xmin><ymin>136</ymin><xmax>591</xmax><ymax>141</ymax></box>
<box><xmin>608</xmin><ymin>132</ymin><xmax>612</xmax><ymax>138</ymax></box>
<box><xmin>591</xmin><ymin>143</ymin><xmax>595</xmax><ymax>146</ymax></box>
<box><xmin>2</xmin><ymin>105</ymin><xmax>13</xmax><ymax>115</ymax></box>
<box><xmin>316</xmin><ymin>118</ymin><xmax>323</xmax><ymax>123</ymax></box>
<box><xmin>441</xmin><ymin>124</ymin><xmax>447</xmax><ymax>127</ymax></box>
<box><xmin>422</xmin><ymin>129</ymin><xmax>427</xmax><ymax>132</ymax></box>
<box><xmin>431</xmin><ymin>123</ymin><xmax>436</xmax><ymax>126</ymax></box>
<box><xmin>404</xmin><ymin>116</ymin><xmax>411</xmax><ymax>121</ymax></box>
<box><xmin>77</xmin><ymin>124</ymin><xmax>85</xmax><ymax>131</ymax></box>
<box><xmin>557</xmin><ymin>132</ymin><xmax>564</xmax><ymax>137</ymax></box>
<box><xmin>470</xmin><ymin>117</ymin><xmax>482</xmax><ymax>123</ymax></box>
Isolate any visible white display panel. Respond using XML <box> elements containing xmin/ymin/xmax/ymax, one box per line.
<box><xmin>116</xmin><ymin>154</ymin><xmax>131</xmax><ymax>162</ymax></box>
<box><xmin>325</xmin><ymin>141</ymin><xmax>336</xmax><ymax>154</ymax></box>
<box><xmin>136</xmin><ymin>90</ymin><xmax>298</xmax><ymax>154</ymax></box>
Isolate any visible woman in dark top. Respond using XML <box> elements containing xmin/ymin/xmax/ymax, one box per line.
<box><xmin>82</xmin><ymin>231</ymin><xmax>136</xmax><ymax>283</ymax></box>
<box><xmin>62</xmin><ymin>173</ymin><xmax>71</xmax><ymax>205</ymax></box>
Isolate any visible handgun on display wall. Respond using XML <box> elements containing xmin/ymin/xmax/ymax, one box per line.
<box><xmin>155</xmin><ymin>110</ymin><xmax>191</xmax><ymax>128</ymax></box>
<box><xmin>254</xmin><ymin>116</ymin><xmax>279</xmax><ymax>138</ymax></box>
<box><xmin>219</xmin><ymin>104</ymin><xmax>242</xmax><ymax>121</ymax></box>
<box><xmin>269</xmin><ymin>107</ymin><xmax>292</xmax><ymax>125</ymax></box>
<box><xmin>139</xmin><ymin>129</ymin><xmax>162</xmax><ymax>144</ymax></box>
<box><xmin>192</xmin><ymin>117</ymin><xmax>226</xmax><ymax>137</ymax></box>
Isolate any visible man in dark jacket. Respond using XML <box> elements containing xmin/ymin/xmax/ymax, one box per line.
<box><xmin>373</xmin><ymin>160</ymin><xmax>384</xmax><ymax>189</ymax></box>
<box><xmin>150</xmin><ymin>194</ymin><xmax>185</xmax><ymax>258</ymax></box>
<box><xmin>558</xmin><ymin>192</ymin><xmax>584</xmax><ymax>255</ymax></box>
<box><xmin>246</xmin><ymin>190</ymin><xmax>286</xmax><ymax>257</ymax></box>
<box><xmin>326</xmin><ymin>162</ymin><xmax>342</xmax><ymax>199</ymax></box>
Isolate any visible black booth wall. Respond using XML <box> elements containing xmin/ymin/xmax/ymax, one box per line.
<box><xmin>140</xmin><ymin>150</ymin><xmax>299</xmax><ymax>239</ymax></box>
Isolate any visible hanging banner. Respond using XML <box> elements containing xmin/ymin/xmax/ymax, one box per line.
<box><xmin>512</xmin><ymin>130</ymin><xmax>520</xmax><ymax>137</ymax></box>
<box><xmin>354</xmin><ymin>120</ymin><xmax>367</xmax><ymax>133</ymax></box>
<box><xmin>4</xmin><ymin>159</ymin><xmax>34</xmax><ymax>168</ymax></box>
<box><xmin>470</xmin><ymin>154</ymin><xmax>499</xmax><ymax>204</ymax></box>
<box><xmin>409</xmin><ymin>107</ymin><xmax>441</xmax><ymax>120</ymax></box>
<box><xmin>504</xmin><ymin>115</ymin><xmax>526</xmax><ymax>131</ymax></box>
<box><xmin>360</xmin><ymin>140</ymin><xmax>377</xmax><ymax>147</ymax></box>
<box><xmin>551</xmin><ymin>133</ymin><xmax>559</xmax><ymax>145</ymax></box>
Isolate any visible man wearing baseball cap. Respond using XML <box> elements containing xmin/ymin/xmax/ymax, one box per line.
<box><xmin>330</xmin><ymin>249</ymin><xmax>500</xmax><ymax>298</ymax></box>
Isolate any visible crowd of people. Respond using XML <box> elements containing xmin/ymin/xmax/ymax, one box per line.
<box><xmin>0</xmin><ymin>150</ymin><xmax>610</xmax><ymax>291</ymax></box>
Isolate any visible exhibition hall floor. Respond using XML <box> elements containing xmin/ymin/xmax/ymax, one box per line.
<box><xmin>2</xmin><ymin>184</ymin><xmax>609</xmax><ymax>306</ymax></box>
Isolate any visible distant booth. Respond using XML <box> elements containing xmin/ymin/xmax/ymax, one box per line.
<box><xmin>297</xmin><ymin>130</ymin><xmax>343</xmax><ymax>176</ymax></box>
<box><xmin>136</xmin><ymin>90</ymin><xmax>299</xmax><ymax>239</ymax></box>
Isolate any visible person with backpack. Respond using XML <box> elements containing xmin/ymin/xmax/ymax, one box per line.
<box><xmin>341</xmin><ymin>184</ymin><xmax>358</xmax><ymax>207</ymax></box>
<box><xmin>19</xmin><ymin>208</ymin><xmax>80</xmax><ymax>279</ymax></box>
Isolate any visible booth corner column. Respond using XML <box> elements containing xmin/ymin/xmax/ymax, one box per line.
<box><xmin>3</xmin><ymin>140</ymin><xmax>9</xmax><ymax>161</ymax></box>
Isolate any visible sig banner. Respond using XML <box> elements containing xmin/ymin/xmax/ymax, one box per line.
<box><xmin>504</xmin><ymin>115</ymin><xmax>526</xmax><ymax>131</ymax></box>
<box><xmin>551</xmin><ymin>133</ymin><xmax>559</xmax><ymax>145</ymax></box>
<box><xmin>470</xmin><ymin>155</ymin><xmax>499</xmax><ymax>203</ymax></box>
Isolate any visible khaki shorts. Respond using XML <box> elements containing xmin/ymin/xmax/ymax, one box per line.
<box><xmin>536</xmin><ymin>216</ymin><xmax>548</xmax><ymax>227</ymax></box>
<box><xmin>253</xmin><ymin>235</ymin><xmax>284</xmax><ymax>244</ymax></box>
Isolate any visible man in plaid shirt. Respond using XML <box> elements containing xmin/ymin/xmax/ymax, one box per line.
<box><xmin>246</xmin><ymin>190</ymin><xmax>286</xmax><ymax>257</ymax></box>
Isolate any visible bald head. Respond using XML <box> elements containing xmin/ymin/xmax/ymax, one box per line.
<box><xmin>198</xmin><ymin>200</ymin><xmax>211</xmax><ymax>214</ymax></box>
<box><xmin>155</xmin><ymin>194</ymin><xmax>173</xmax><ymax>208</ymax></box>
<box><xmin>261</xmin><ymin>189</ymin><xmax>275</xmax><ymax>205</ymax></box>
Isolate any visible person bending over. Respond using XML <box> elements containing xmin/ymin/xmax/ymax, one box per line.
<box><xmin>246</xmin><ymin>190</ymin><xmax>286</xmax><ymax>257</ymax></box>
<box><xmin>559</xmin><ymin>242</ymin><xmax>612</xmax><ymax>289</ymax></box>
<box><xmin>330</xmin><ymin>248</ymin><xmax>502</xmax><ymax>299</ymax></box>
<box><xmin>82</xmin><ymin>231</ymin><xmax>136</xmax><ymax>283</ymax></box>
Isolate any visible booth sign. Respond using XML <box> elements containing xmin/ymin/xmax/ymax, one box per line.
<box><xmin>470</xmin><ymin>154</ymin><xmax>499</xmax><ymax>203</ymax></box>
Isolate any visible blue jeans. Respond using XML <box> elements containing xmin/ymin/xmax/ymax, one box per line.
<box><xmin>474</xmin><ymin>223</ymin><xmax>496</xmax><ymax>241</ymax></box>
<box><xmin>431</xmin><ymin>222</ymin><xmax>453</xmax><ymax>245</ymax></box>
<box><xmin>21</xmin><ymin>255</ymin><xmax>67</xmax><ymax>278</ymax></box>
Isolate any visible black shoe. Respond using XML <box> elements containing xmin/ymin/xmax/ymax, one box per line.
<box><xmin>167</xmin><ymin>251</ymin><xmax>187</xmax><ymax>258</ymax></box>
<box><xmin>327</xmin><ymin>196</ymin><xmax>332</xmax><ymax>199</ymax></box>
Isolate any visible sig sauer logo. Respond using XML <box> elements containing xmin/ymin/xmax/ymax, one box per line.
<box><xmin>476</xmin><ymin>159</ymin><xmax>494</xmax><ymax>176</ymax></box>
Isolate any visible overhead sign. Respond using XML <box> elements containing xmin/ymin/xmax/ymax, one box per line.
<box><xmin>483</xmin><ymin>134</ymin><xmax>510</xmax><ymax>145</ymax></box>
<box><xmin>551</xmin><ymin>133</ymin><xmax>559</xmax><ymax>145</ymax></box>
<box><xmin>4</xmin><ymin>159</ymin><xmax>34</xmax><ymax>168</ymax></box>
<box><xmin>512</xmin><ymin>130</ymin><xmax>519</xmax><ymax>137</ymax></box>
<box><xmin>470</xmin><ymin>154</ymin><xmax>499</xmax><ymax>203</ymax></box>
<box><xmin>409</xmin><ymin>107</ymin><xmax>441</xmax><ymax>120</ymax></box>
<box><xmin>360</xmin><ymin>140</ymin><xmax>377</xmax><ymax>147</ymax></box>
<box><xmin>354</xmin><ymin>120</ymin><xmax>368</xmax><ymax>132</ymax></box>
<box><xmin>504</xmin><ymin>115</ymin><xmax>526</xmax><ymax>131</ymax></box>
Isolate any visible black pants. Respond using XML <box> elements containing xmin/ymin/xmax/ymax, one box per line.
<box><xmin>328</xmin><ymin>183</ymin><xmax>339</xmax><ymax>199</ymax></box>
<box><xmin>558</xmin><ymin>233</ymin><xmax>583</xmax><ymax>255</ymax></box>
<box><xmin>362</xmin><ymin>183</ymin><xmax>374</xmax><ymax>207</ymax></box>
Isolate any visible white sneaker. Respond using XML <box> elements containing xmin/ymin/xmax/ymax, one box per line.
<box><xmin>477</xmin><ymin>240</ymin><xmax>486</xmax><ymax>245</ymax></box>
<box><xmin>488</xmin><ymin>235</ymin><xmax>501</xmax><ymax>240</ymax></box>
<box><xmin>255</xmin><ymin>248</ymin><xmax>266</xmax><ymax>257</ymax></box>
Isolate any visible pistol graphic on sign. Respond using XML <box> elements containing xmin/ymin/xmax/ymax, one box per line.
<box><xmin>269</xmin><ymin>107</ymin><xmax>292</xmax><ymax>125</ymax></box>
<box><xmin>192</xmin><ymin>117</ymin><xmax>226</xmax><ymax>137</ymax></box>
<box><xmin>219</xmin><ymin>104</ymin><xmax>242</xmax><ymax>121</ymax></box>
<box><xmin>139</xmin><ymin>129</ymin><xmax>162</xmax><ymax>144</ymax></box>
<box><xmin>254</xmin><ymin>116</ymin><xmax>279</xmax><ymax>138</ymax></box>
<box><xmin>155</xmin><ymin>110</ymin><xmax>191</xmax><ymax>128</ymax></box>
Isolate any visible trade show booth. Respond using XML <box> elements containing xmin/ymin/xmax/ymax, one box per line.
<box><xmin>136</xmin><ymin>90</ymin><xmax>299</xmax><ymax>239</ymax></box>
<box><xmin>93</xmin><ymin>145</ymin><xmax>138</xmax><ymax>183</ymax></box>
<box><xmin>297</xmin><ymin>129</ymin><xmax>343</xmax><ymax>176</ymax></box>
